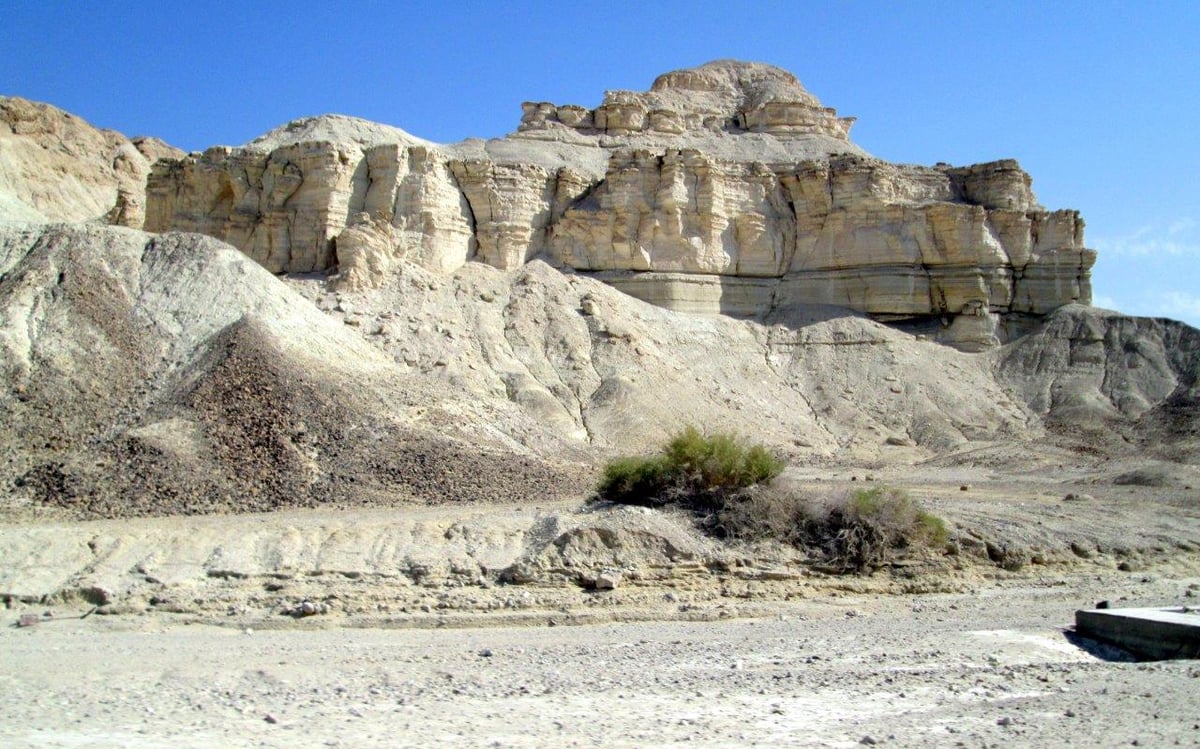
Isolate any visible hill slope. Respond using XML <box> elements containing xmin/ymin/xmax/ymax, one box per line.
<box><xmin>0</xmin><ymin>224</ymin><xmax>591</xmax><ymax>517</ymax></box>
<box><xmin>2</xmin><ymin>222</ymin><xmax>1195</xmax><ymax>519</ymax></box>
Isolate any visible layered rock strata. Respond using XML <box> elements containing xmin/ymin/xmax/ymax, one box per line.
<box><xmin>142</xmin><ymin>60</ymin><xmax>1095</xmax><ymax>347</ymax></box>
<box><xmin>0</xmin><ymin>96</ymin><xmax>182</xmax><ymax>227</ymax></box>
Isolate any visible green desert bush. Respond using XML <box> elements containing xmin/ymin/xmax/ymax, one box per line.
<box><xmin>596</xmin><ymin>454</ymin><xmax>674</xmax><ymax>505</ymax></box>
<box><xmin>598</xmin><ymin>429</ymin><xmax>946</xmax><ymax>572</ymax></box>
<box><xmin>596</xmin><ymin>426</ymin><xmax>785</xmax><ymax>510</ymax></box>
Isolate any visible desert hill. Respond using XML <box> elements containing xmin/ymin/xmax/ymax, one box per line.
<box><xmin>0</xmin><ymin>223</ymin><xmax>594</xmax><ymax>518</ymax></box>
<box><xmin>3</xmin><ymin>57</ymin><xmax>1200</xmax><ymax>749</ymax></box>
<box><xmin>0</xmin><ymin>60</ymin><xmax>1196</xmax><ymax>524</ymax></box>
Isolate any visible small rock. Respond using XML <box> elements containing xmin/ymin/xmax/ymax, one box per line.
<box><xmin>860</xmin><ymin>736</ymin><xmax>878</xmax><ymax>745</ymax></box>
<box><xmin>1070</xmin><ymin>541</ymin><xmax>1094</xmax><ymax>559</ymax></box>
<box><xmin>96</xmin><ymin>603</ymin><xmax>143</xmax><ymax>616</ymax></box>
<box><xmin>959</xmin><ymin>484</ymin><xmax>970</xmax><ymax>492</ymax></box>
<box><xmin>478</xmin><ymin>648</ymin><xmax>494</xmax><ymax>658</ymax></box>
<box><xmin>593</xmin><ymin>571</ymin><xmax>621</xmax><ymax>590</ymax></box>
<box><xmin>300</xmin><ymin>600</ymin><xmax>318</xmax><ymax>616</ymax></box>
<box><xmin>263</xmin><ymin>713</ymin><xmax>278</xmax><ymax>724</ymax></box>
<box><xmin>997</xmin><ymin>716</ymin><xmax>1014</xmax><ymax>727</ymax></box>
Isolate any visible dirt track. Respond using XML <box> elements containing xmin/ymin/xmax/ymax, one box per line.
<box><xmin>3</xmin><ymin>573</ymin><xmax>1199</xmax><ymax>749</ymax></box>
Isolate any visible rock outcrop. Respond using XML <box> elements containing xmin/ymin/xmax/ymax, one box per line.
<box><xmin>517</xmin><ymin>60</ymin><xmax>855</xmax><ymax>140</ymax></box>
<box><xmin>141</xmin><ymin>60</ymin><xmax>1094</xmax><ymax>348</ymax></box>
<box><xmin>145</xmin><ymin>120</ymin><xmax>476</xmax><ymax>276</ymax></box>
<box><xmin>996</xmin><ymin>304</ymin><xmax>1200</xmax><ymax>437</ymax></box>
<box><xmin>2</xmin><ymin>66</ymin><xmax>1198</xmax><ymax>552</ymax></box>
<box><xmin>0</xmin><ymin>97</ymin><xmax>182</xmax><ymax>227</ymax></box>
<box><xmin>1</xmin><ymin>218</ymin><xmax>1195</xmax><ymax>519</ymax></box>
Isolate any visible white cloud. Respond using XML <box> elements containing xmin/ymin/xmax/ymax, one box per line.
<box><xmin>1168</xmin><ymin>218</ymin><xmax>1197</xmax><ymax>235</ymax></box>
<box><xmin>1096</xmin><ymin>219</ymin><xmax>1198</xmax><ymax>257</ymax></box>
<box><xmin>1091</xmin><ymin>294</ymin><xmax>1119</xmax><ymax>311</ymax></box>
<box><xmin>1159</xmin><ymin>291</ymin><xmax>1200</xmax><ymax>320</ymax></box>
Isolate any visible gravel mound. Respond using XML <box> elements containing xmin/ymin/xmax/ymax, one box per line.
<box><xmin>0</xmin><ymin>223</ymin><xmax>591</xmax><ymax>519</ymax></box>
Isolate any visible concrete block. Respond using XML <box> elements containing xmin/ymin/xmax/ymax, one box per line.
<box><xmin>1075</xmin><ymin>606</ymin><xmax>1200</xmax><ymax>660</ymax></box>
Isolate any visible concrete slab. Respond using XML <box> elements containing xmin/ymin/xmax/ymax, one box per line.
<box><xmin>1075</xmin><ymin>606</ymin><xmax>1200</xmax><ymax>660</ymax></box>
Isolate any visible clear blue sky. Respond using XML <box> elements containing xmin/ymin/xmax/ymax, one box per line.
<box><xmin>4</xmin><ymin>1</ymin><xmax>1198</xmax><ymax>327</ymax></box>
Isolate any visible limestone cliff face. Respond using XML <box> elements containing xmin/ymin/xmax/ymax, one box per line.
<box><xmin>144</xmin><ymin>121</ymin><xmax>476</xmax><ymax>277</ymax></box>
<box><xmin>0</xmin><ymin>97</ymin><xmax>182</xmax><ymax>227</ymax></box>
<box><xmin>549</xmin><ymin>149</ymin><xmax>795</xmax><ymax>277</ymax></box>
<box><xmin>143</xmin><ymin>60</ymin><xmax>1095</xmax><ymax>347</ymax></box>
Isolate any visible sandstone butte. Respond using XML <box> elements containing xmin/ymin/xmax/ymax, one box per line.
<box><xmin>0</xmin><ymin>59</ymin><xmax>1196</xmax><ymax>579</ymax></box>
<box><xmin>130</xmin><ymin>60</ymin><xmax>1094</xmax><ymax>352</ymax></box>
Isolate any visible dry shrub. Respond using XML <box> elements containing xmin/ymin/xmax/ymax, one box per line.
<box><xmin>812</xmin><ymin>486</ymin><xmax>948</xmax><ymax>571</ymax></box>
<box><xmin>717</xmin><ymin>483</ymin><xmax>948</xmax><ymax>571</ymax></box>
<box><xmin>597</xmin><ymin>429</ymin><xmax>946</xmax><ymax>573</ymax></box>
<box><xmin>711</xmin><ymin>482</ymin><xmax>809</xmax><ymax>543</ymax></box>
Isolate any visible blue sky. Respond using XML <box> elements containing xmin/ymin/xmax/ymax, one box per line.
<box><xmin>4</xmin><ymin>1</ymin><xmax>1198</xmax><ymax>327</ymax></box>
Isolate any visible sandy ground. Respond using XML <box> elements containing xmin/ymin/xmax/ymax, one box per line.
<box><xmin>2</xmin><ymin>464</ymin><xmax>1198</xmax><ymax>747</ymax></box>
<box><xmin>3</xmin><ymin>572</ymin><xmax>1199</xmax><ymax>749</ymax></box>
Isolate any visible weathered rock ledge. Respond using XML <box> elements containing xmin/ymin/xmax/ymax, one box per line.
<box><xmin>6</xmin><ymin>61</ymin><xmax>1095</xmax><ymax>349</ymax></box>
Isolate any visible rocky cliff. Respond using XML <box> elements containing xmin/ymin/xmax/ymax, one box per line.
<box><xmin>0</xmin><ymin>221</ymin><xmax>1192</xmax><ymax>520</ymax></box>
<box><xmin>0</xmin><ymin>96</ymin><xmax>182</xmax><ymax>227</ymax></box>
<box><xmin>0</xmin><ymin>68</ymin><xmax>1196</xmax><ymax>519</ymax></box>
<box><xmin>140</xmin><ymin>61</ymin><xmax>1095</xmax><ymax>350</ymax></box>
